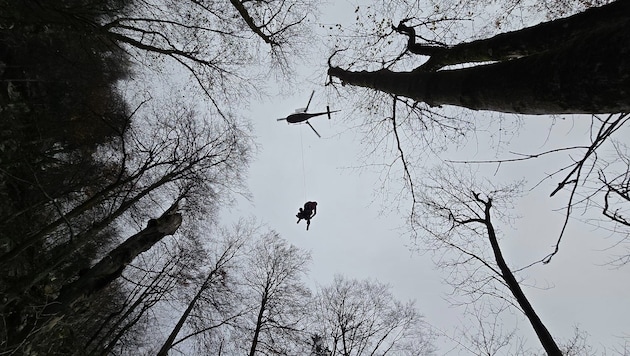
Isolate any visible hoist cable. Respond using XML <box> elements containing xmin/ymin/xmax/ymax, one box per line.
<box><xmin>300</xmin><ymin>125</ymin><xmax>307</xmax><ymax>201</ymax></box>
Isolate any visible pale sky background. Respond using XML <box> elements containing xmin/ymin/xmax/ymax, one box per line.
<box><xmin>220</xmin><ymin>0</ymin><xmax>630</xmax><ymax>354</ymax></box>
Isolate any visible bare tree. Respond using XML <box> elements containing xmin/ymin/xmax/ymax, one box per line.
<box><xmin>1</xmin><ymin>1</ymin><xmax>272</xmax><ymax>354</ymax></box>
<box><xmin>413</xmin><ymin>166</ymin><xmax>562</xmax><ymax>355</ymax></box>
<box><xmin>0</xmin><ymin>98</ymin><xmax>252</xmax><ymax>354</ymax></box>
<box><xmin>240</xmin><ymin>231</ymin><xmax>312</xmax><ymax>355</ymax></box>
<box><xmin>9</xmin><ymin>202</ymin><xmax>181</xmax><ymax>353</ymax></box>
<box><xmin>21</xmin><ymin>0</ymin><xmax>316</xmax><ymax>108</ymax></box>
<box><xmin>155</xmin><ymin>220</ymin><xmax>249</xmax><ymax>356</ymax></box>
<box><xmin>86</xmin><ymin>256</ymin><xmax>183</xmax><ymax>356</ymax></box>
<box><xmin>310</xmin><ymin>275</ymin><xmax>434</xmax><ymax>356</ymax></box>
<box><xmin>449</xmin><ymin>296</ymin><xmax>535</xmax><ymax>355</ymax></box>
<box><xmin>0</xmin><ymin>100</ymin><xmax>251</xmax><ymax>296</ymax></box>
<box><xmin>328</xmin><ymin>1</ymin><xmax>630</xmax><ymax>115</ymax></box>
<box><xmin>322</xmin><ymin>4</ymin><xmax>630</xmax><ymax>262</ymax></box>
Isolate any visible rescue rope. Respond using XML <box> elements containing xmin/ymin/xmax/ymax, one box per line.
<box><xmin>300</xmin><ymin>125</ymin><xmax>307</xmax><ymax>201</ymax></box>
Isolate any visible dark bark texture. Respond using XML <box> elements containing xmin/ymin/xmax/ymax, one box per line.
<box><xmin>249</xmin><ymin>293</ymin><xmax>267</xmax><ymax>356</ymax></box>
<box><xmin>478</xmin><ymin>195</ymin><xmax>562</xmax><ymax>356</ymax></box>
<box><xmin>156</xmin><ymin>268</ymin><xmax>216</xmax><ymax>356</ymax></box>
<box><xmin>329</xmin><ymin>0</ymin><xmax>630</xmax><ymax>115</ymax></box>
<box><xmin>39</xmin><ymin>212</ymin><xmax>182</xmax><ymax>331</ymax></box>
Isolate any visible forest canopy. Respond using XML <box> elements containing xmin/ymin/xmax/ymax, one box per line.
<box><xmin>1</xmin><ymin>0</ymin><xmax>628</xmax><ymax>355</ymax></box>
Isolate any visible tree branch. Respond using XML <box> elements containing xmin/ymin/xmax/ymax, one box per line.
<box><xmin>229</xmin><ymin>0</ymin><xmax>280</xmax><ymax>46</ymax></box>
<box><xmin>472</xmin><ymin>192</ymin><xmax>563</xmax><ymax>355</ymax></box>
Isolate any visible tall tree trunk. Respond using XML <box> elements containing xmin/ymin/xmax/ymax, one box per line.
<box><xmin>249</xmin><ymin>294</ymin><xmax>268</xmax><ymax>356</ymax></box>
<box><xmin>2</xmin><ymin>173</ymin><xmax>182</xmax><ymax>307</ymax></box>
<box><xmin>11</xmin><ymin>205</ymin><xmax>182</xmax><ymax>352</ymax></box>
<box><xmin>477</xmin><ymin>194</ymin><xmax>562</xmax><ymax>355</ymax></box>
<box><xmin>329</xmin><ymin>2</ymin><xmax>630</xmax><ymax>115</ymax></box>
<box><xmin>0</xmin><ymin>167</ymin><xmax>178</xmax><ymax>266</ymax></box>
<box><xmin>47</xmin><ymin>213</ymin><xmax>181</xmax><ymax>320</ymax></box>
<box><xmin>156</xmin><ymin>270</ymin><xmax>217</xmax><ymax>356</ymax></box>
<box><xmin>402</xmin><ymin>0</ymin><xmax>630</xmax><ymax>71</ymax></box>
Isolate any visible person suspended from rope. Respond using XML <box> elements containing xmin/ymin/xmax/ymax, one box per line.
<box><xmin>296</xmin><ymin>201</ymin><xmax>317</xmax><ymax>230</ymax></box>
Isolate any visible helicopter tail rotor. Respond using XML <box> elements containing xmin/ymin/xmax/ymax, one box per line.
<box><xmin>327</xmin><ymin>106</ymin><xmax>341</xmax><ymax>120</ymax></box>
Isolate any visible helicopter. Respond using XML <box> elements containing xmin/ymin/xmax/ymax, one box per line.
<box><xmin>277</xmin><ymin>90</ymin><xmax>339</xmax><ymax>138</ymax></box>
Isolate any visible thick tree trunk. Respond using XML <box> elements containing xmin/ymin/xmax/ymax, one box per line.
<box><xmin>406</xmin><ymin>0</ymin><xmax>630</xmax><ymax>71</ymax></box>
<box><xmin>3</xmin><ymin>185</ymin><xmax>168</xmax><ymax>306</ymax></box>
<box><xmin>329</xmin><ymin>2</ymin><xmax>630</xmax><ymax>115</ymax></box>
<box><xmin>0</xmin><ymin>168</ymin><xmax>181</xmax><ymax>267</ymax></box>
<box><xmin>37</xmin><ymin>210</ymin><xmax>182</xmax><ymax>332</ymax></box>
<box><xmin>7</xmin><ymin>209</ymin><xmax>181</xmax><ymax>353</ymax></box>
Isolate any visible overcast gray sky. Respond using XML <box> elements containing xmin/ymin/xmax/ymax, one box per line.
<box><xmin>222</xmin><ymin>1</ymin><xmax>630</xmax><ymax>353</ymax></box>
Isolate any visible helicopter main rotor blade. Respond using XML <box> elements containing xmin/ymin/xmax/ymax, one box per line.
<box><xmin>277</xmin><ymin>117</ymin><xmax>287</xmax><ymax>121</ymax></box>
<box><xmin>306</xmin><ymin>121</ymin><xmax>321</xmax><ymax>138</ymax></box>
<box><xmin>304</xmin><ymin>90</ymin><xmax>315</xmax><ymax>112</ymax></box>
